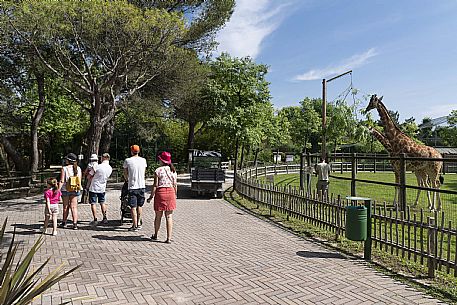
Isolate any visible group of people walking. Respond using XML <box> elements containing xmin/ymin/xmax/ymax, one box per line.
<box><xmin>42</xmin><ymin>145</ymin><xmax>177</xmax><ymax>243</ymax></box>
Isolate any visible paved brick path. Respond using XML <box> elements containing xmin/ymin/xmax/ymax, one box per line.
<box><xmin>0</xmin><ymin>175</ymin><xmax>446</xmax><ymax>305</ymax></box>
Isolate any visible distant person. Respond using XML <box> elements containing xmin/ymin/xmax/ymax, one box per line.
<box><xmin>315</xmin><ymin>156</ymin><xmax>331</xmax><ymax>201</ymax></box>
<box><xmin>88</xmin><ymin>153</ymin><xmax>113</xmax><ymax>226</ymax></box>
<box><xmin>147</xmin><ymin>151</ymin><xmax>177</xmax><ymax>244</ymax></box>
<box><xmin>42</xmin><ymin>178</ymin><xmax>62</xmax><ymax>236</ymax></box>
<box><xmin>81</xmin><ymin>154</ymin><xmax>99</xmax><ymax>204</ymax></box>
<box><xmin>123</xmin><ymin>145</ymin><xmax>147</xmax><ymax>232</ymax></box>
<box><xmin>59</xmin><ymin>153</ymin><xmax>82</xmax><ymax>229</ymax></box>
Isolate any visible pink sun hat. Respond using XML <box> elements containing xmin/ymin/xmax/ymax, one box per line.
<box><xmin>158</xmin><ymin>151</ymin><xmax>172</xmax><ymax>164</ymax></box>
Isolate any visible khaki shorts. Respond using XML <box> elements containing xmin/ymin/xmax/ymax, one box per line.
<box><xmin>45</xmin><ymin>204</ymin><xmax>59</xmax><ymax>216</ymax></box>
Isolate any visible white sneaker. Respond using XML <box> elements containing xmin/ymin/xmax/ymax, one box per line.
<box><xmin>52</xmin><ymin>231</ymin><xmax>57</xmax><ymax>236</ymax></box>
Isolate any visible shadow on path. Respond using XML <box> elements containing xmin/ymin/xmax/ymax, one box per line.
<box><xmin>91</xmin><ymin>234</ymin><xmax>151</xmax><ymax>242</ymax></box>
<box><xmin>296</xmin><ymin>250</ymin><xmax>346</xmax><ymax>259</ymax></box>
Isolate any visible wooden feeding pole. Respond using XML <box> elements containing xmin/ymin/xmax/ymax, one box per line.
<box><xmin>321</xmin><ymin>70</ymin><xmax>352</xmax><ymax>160</ymax></box>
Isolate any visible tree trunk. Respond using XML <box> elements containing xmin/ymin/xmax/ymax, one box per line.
<box><xmin>85</xmin><ymin>94</ymin><xmax>115</xmax><ymax>161</ymax></box>
<box><xmin>0</xmin><ymin>136</ymin><xmax>28</xmax><ymax>173</ymax></box>
<box><xmin>240</xmin><ymin>144</ymin><xmax>245</xmax><ymax>169</ymax></box>
<box><xmin>86</xmin><ymin>118</ymin><xmax>104</xmax><ymax>158</ymax></box>
<box><xmin>233</xmin><ymin>136</ymin><xmax>239</xmax><ymax>171</ymax></box>
<box><xmin>254</xmin><ymin>147</ymin><xmax>259</xmax><ymax>167</ymax></box>
<box><xmin>0</xmin><ymin>144</ymin><xmax>11</xmax><ymax>176</ymax></box>
<box><xmin>30</xmin><ymin>71</ymin><xmax>46</xmax><ymax>173</ymax></box>
<box><xmin>99</xmin><ymin>117</ymin><xmax>115</xmax><ymax>154</ymax></box>
<box><xmin>187</xmin><ymin>120</ymin><xmax>196</xmax><ymax>152</ymax></box>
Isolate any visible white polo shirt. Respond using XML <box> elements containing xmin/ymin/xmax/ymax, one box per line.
<box><xmin>89</xmin><ymin>160</ymin><xmax>112</xmax><ymax>193</ymax></box>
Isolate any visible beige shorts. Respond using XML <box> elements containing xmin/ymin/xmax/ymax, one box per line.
<box><xmin>45</xmin><ymin>204</ymin><xmax>59</xmax><ymax>216</ymax></box>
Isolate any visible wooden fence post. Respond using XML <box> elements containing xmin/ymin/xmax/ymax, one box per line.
<box><xmin>300</xmin><ymin>153</ymin><xmax>304</xmax><ymax>190</ymax></box>
<box><xmin>428</xmin><ymin>217</ymin><xmax>436</xmax><ymax>278</ymax></box>
<box><xmin>374</xmin><ymin>153</ymin><xmax>377</xmax><ymax>173</ymax></box>
<box><xmin>399</xmin><ymin>153</ymin><xmax>407</xmax><ymax>211</ymax></box>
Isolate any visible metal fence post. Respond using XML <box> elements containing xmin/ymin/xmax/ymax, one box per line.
<box><xmin>364</xmin><ymin>199</ymin><xmax>372</xmax><ymax>261</ymax></box>
<box><xmin>428</xmin><ymin>217</ymin><xmax>436</xmax><ymax>278</ymax></box>
<box><xmin>351</xmin><ymin>153</ymin><xmax>356</xmax><ymax>196</ymax></box>
<box><xmin>399</xmin><ymin>153</ymin><xmax>407</xmax><ymax>211</ymax></box>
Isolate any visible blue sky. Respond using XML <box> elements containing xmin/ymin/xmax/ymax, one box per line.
<box><xmin>215</xmin><ymin>0</ymin><xmax>457</xmax><ymax>123</ymax></box>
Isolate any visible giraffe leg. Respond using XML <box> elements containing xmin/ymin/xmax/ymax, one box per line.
<box><xmin>433</xmin><ymin>176</ymin><xmax>442</xmax><ymax>211</ymax></box>
<box><xmin>413</xmin><ymin>172</ymin><xmax>421</xmax><ymax>206</ymax></box>
<box><xmin>415</xmin><ymin>171</ymin><xmax>431</xmax><ymax>207</ymax></box>
<box><xmin>428</xmin><ymin>173</ymin><xmax>441</xmax><ymax>211</ymax></box>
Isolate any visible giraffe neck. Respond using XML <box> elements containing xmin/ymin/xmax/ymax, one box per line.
<box><xmin>370</xmin><ymin>128</ymin><xmax>392</xmax><ymax>152</ymax></box>
<box><xmin>376</xmin><ymin>101</ymin><xmax>403</xmax><ymax>141</ymax></box>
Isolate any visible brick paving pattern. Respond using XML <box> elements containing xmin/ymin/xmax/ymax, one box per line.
<box><xmin>0</xmin><ymin>176</ymin><xmax>446</xmax><ymax>305</ymax></box>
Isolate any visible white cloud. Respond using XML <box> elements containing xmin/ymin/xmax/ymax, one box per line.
<box><xmin>294</xmin><ymin>48</ymin><xmax>379</xmax><ymax>81</ymax></box>
<box><xmin>215</xmin><ymin>0</ymin><xmax>292</xmax><ymax>59</ymax></box>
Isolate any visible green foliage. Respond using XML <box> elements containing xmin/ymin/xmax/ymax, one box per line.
<box><xmin>0</xmin><ymin>218</ymin><xmax>79</xmax><ymax>305</ymax></box>
<box><xmin>203</xmin><ymin>53</ymin><xmax>273</xmax><ymax>152</ymax></box>
<box><xmin>399</xmin><ymin>117</ymin><xmax>421</xmax><ymax>142</ymax></box>
<box><xmin>439</xmin><ymin>110</ymin><xmax>457</xmax><ymax>147</ymax></box>
<box><xmin>279</xmin><ymin>98</ymin><xmax>321</xmax><ymax>152</ymax></box>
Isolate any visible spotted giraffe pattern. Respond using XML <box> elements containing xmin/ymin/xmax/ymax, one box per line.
<box><xmin>365</xmin><ymin>95</ymin><xmax>443</xmax><ymax>210</ymax></box>
<box><xmin>369</xmin><ymin>127</ymin><xmax>431</xmax><ymax>206</ymax></box>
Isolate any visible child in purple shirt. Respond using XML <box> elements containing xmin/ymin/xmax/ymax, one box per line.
<box><xmin>43</xmin><ymin>178</ymin><xmax>62</xmax><ymax>236</ymax></box>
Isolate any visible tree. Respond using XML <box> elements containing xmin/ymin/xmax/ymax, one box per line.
<box><xmin>279</xmin><ymin>98</ymin><xmax>321</xmax><ymax>153</ymax></box>
<box><xmin>203</xmin><ymin>54</ymin><xmax>272</xmax><ymax>167</ymax></box>
<box><xmin>439</xmin><ymin>110</ymin><xmax>457</xmax><ymax>147</ymax></box>
<box><xmin>166</xmin><ymin>53</ymin><xmax>212</xmax><ymax>152</ymax></box>
<box><xmin>128</xmin><ymin>0</ymin><xmax>235</xmax><ymax>53</ymax></box>
<box><xmin>6</xmin><ymin>0</ymin><xmax>187</xmax><ymax>158</ymax></box>
<box><xmin>399</xmin><ymin>117</ymin><xmax>420</xmax><ymax>141</ymax></box>
<box><xmin>326</xmin><ymin>101</ymin><xmax>361</xmax><ymax>154</ymax></box>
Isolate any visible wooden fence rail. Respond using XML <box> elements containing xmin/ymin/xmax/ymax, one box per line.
<box><xmin>235</xmin><ymin>165</ymin><xmax>457</xmax><ymax>278</ymax></box>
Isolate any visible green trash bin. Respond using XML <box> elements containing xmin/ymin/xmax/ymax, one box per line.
<box><xmin>345</xmin><ymin>205</ymin><xmax>367</xmax><ymax>241</ymax></box>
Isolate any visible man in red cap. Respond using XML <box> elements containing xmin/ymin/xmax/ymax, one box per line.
<box><xmin>123</xmin><ymin>145</ymin><xmax>147</xmax><ymax>231</ymax></box>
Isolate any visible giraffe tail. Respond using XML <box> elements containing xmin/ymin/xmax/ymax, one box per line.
<box><xmin>439</xmin><ymin>175</ymin><xmax>444</xmax><ymax>185</ymax></box>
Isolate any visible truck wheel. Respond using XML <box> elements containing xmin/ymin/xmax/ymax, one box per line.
<box><xmin>217</xmin><ymin>191</ymin><xmax>223</xmax><ymax>198</ymax></box>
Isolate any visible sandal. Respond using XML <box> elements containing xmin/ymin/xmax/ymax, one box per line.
<box><xmin>150</xmin><ymin>234</ymin><xmax>157</xmax><ymax>241</ymax></box>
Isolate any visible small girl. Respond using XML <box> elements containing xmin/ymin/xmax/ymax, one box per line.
<box><xmin>43</xmin><ymin>178</ymin><xmax>62</xmax><ymax>236</ymax></box>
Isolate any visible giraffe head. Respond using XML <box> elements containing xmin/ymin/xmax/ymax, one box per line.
<box><xmin>365</xmin><ymin>94</ymin><xmax>383</xmax><ymax>112</ymax></box>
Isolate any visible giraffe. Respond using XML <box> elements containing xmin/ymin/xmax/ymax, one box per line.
<box><xmin>365</xmin><ymin>95</ymin><xmax>443</xmax><ymax>210</ymax></box>
<box><xmin>368</xmin><ymin>127</ymin><xmax>431</xmax><ymax>206</ymax></box>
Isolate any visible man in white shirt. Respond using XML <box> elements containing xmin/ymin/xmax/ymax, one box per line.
<box><xmin>123</xmin><ymin>145</ymin><xmax>147</xmax><ymax>232</ymax></box>
<box><xmin>315</xmin><ymin>156</ymin><xmax>331</xmax><ymax>201</ymax></box>
<box><xmin>89</xmin><ymin>153</ymin><xmax>113</xmax><ymax>225</ymax></box>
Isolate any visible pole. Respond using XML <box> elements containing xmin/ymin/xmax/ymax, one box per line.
<box><xmin>322</xmin><ymin>79</ymin><xmax>327</xmax><ymax>160</ymax></box>
<box><xmin>364</xmin><ymin>199</ymin><xmax>372</xmax><ymax>261</ymax></box>
<box><xmin>321</xmin><ymin>70</ymin><xmax>352</xmax><ymax>160</ymax></box>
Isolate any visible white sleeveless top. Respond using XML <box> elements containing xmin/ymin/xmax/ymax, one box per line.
<box><xmin>155</xmin><ymin>166</ymin><xmax>177</xmax><ymax>188</ymax></box>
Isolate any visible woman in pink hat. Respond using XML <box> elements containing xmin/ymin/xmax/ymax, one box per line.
<box><xmin>147</xmin><ymin>151</ymin><xmax>177</xmax><ymax>243</ymax></box>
